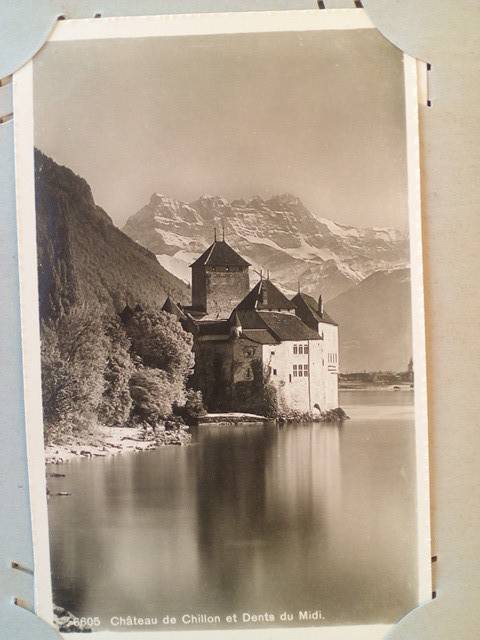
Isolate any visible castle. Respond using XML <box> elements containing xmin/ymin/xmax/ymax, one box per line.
<box><xmin>163</xmin><ymin>237</ymin><xmax>339</xmax><ymax>414</ymax></box>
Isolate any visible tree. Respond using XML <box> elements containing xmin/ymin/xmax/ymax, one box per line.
<box><xmin>124</xmin><ymin>307</ymin><xmax>194</xmax><ymax>382</ymax></box>
<box><xmin>173</xmin><ymin>389</ymin><xmax>206</xmax><ymax>424</ymax></box>
<box><xmin>98</xmin><ymin>316</ymin><xmax>134</xmax><ymax>427</ymax></box>
<box><xmin>129</xmin><ymin>368</ymin><xmax>182</xmax><ymax>427</ymax></box>
<box><xmin>40</xmin><ymin>303</ymin><xmax>107</xmax><ymax>440</ymax></box>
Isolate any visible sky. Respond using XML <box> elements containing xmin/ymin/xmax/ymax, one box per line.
<box><xmin>33</xmin><ymin>28</ymin><xmax>407</xmax><ymax>230</ymax></box>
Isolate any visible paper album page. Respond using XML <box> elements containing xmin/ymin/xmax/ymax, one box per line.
<box><xmin>12</xmin><ymin>9</ymin><xmax>431</xmax><ymax>639</ymax></box>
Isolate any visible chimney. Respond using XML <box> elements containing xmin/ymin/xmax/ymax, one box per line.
<box><xmin>318</xmin><ymin>294</ymin><xmax>324</xmax><ymax>316</ymax></box>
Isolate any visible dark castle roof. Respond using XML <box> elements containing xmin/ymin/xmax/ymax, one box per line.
<box><xmin>237</xmin><ymin>279</ymin><xmax>296</xmax><ymax>311</ymax></box>
<box><xmin>234</xmin><ymin>309</ymin><xmax>320</xmax><ymax>342</ymax></box>
<box><xmin>258</xmin><ymin>312</ymin><xmax>321</xmax><ymax>341</ymax></box>
<box><xmin>195</xmin><ymin>320</ymin><xmax>231</xmax><ymax>335</ymax></box>
<box><xmin>291</xmin><ymin>291</ymin><xmax>338</xmax><ymax>327</ymax></box>
<box><xmin>190</xmin><ymin>240</ymin><xmax>250</xmax><ymax>268</ymax></box>
<box><xmin>162</xmin><ymin>296</ymin><xmax>187</xmax><ymax>320</ymax></box>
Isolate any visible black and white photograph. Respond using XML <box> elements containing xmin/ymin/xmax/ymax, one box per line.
<box><xmin>13</xmin><ymin>9</ymin><xmax>431</xmax><ymax>638</ymax></box>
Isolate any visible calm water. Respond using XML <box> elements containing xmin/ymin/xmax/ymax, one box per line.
<box><xmin>47</xmin><ymin>391</ymin><xmax>418</xmax><ymax>630</ymax></box>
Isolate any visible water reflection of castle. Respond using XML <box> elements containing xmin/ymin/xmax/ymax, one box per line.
<box><xmin>163</xmin><ymin>236</ymin><xmax>339</xmax><ymax>412</ymax></box>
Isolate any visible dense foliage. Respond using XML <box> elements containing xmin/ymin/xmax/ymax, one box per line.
<box><xmin>123</xmin><ymin>308</ymin><xmax>194</xmax><ymax>379</ymax></box>
<box><xmin>41</xmin><ymin>305</ymin><xmax>107</xmax><ymax>440</ymax></box>
<box><xmin>98</xmin><ymin>316</ymin><xmax>134</xmax><ymax>427</ymax></box>
<box><xmin>173</xmin><ymin>389</ymin><xmax>207</xmax><ymax>424</ymax></box>
<box><xmin>40</xmin><ymin>303</ymin><xmax>198</xmax><ymax>443</ymax></box>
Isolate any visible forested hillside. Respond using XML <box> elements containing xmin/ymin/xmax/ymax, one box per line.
<box><xmin>35</xmin><ymin>149</ymin><xmax>188</xmax><ymax>322</ymax></box>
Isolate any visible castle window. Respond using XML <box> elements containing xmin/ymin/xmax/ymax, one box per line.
<box><xmin>298</xmin><ymin>367</ymin><xmax>303</xmax><ymax>377</ymax></box>
<box><xmin>303</xmin><ymin>364</ymin><xmax>309</xmax><ymax>376</ymax></box>
<box><xmin>271</xmin><ymin>351</ymin><xmax>275</xmax><ymax>356</ymax></box>
<box><xmin>293</xmin><ymin>364</ymin><xmax>298</xmax><ymax>377</ymax></box>
<box><xmin>293</xmin><ymin>344</ymin><xmax>298</xmax><ymax>355</ymax></box>
<box><xmin>289</xmin><ymin>374</ymin><xmax>292</xmax><ymax>383</ymax></box>
<box><xmin>304</xmin><ymin>344</ymin><xmax>309</xmax><ymax>354</ymax></box>
<box><xmin>298</xmin><ymin>345</ymin><xmax>303</xmax><ymax>354</ymax></box>
<box><xmin>273</xmin><ymin>369</ymin><xmax>277</xmax><ymax>376</ymax></box>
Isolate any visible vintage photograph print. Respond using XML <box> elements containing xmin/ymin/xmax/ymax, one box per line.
<box><xmin>14</xmin><ymin>9</ymin><xmax>430</xmax><ymax>638</ymax></box>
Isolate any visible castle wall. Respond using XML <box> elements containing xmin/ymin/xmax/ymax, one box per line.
<box><xmin>191</xmin><ymin>265</ymin><xmax>207</xmax><ymax>310</ymax></box>
<box><xmin>192</xmin><ymin>335</ymin><xmax>263</xmax><ymax>412</ymax></box>
<box><xmin>192</xmin><ymin>332</ymin><xmax>336</xmax><ymax>414</ymax></box>
<box><xmin>262</xmin><ymin>339</ymin><xmax>328</xmax><ymax>412</ymax></box>
<box><xmin>320</xmin><ymin>322</ymin><xmax>339</xmax><ymax>408</ymax></box>
<box><xmin>192</xmin><ymin>338</ymin><xmax>233</xmax><ymax>411</ymax></box>
<box><xmin>232</xmin><ymin>337</ymin><xmax>263</xmax><ymax>384</ymax></box>
<box><xmin>205</xmin><ymin>267</ymin><xmax>249</xmax><ymax>317</ymax></box>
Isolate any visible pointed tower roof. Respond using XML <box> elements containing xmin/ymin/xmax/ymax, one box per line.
<box><xmin>237</xmin><ymin>279</ymin><xmax>295</xmax><ymax>311</ymax></box>
<box><xmin>291</xmin><ymin>292</ymin><xmax>322</xmax><ymax>322</ymax></box>
<box><xmin>190</xmin><ymin>240</ymin><xmax>250</xmax><ymax>268</ymax></box>
<box><xmin>162</xmin><ymin>295</ymin><xmax>187</xmax><ymax>320</ymax></box>
<box><xmin>291</xmin><ymin>291</ymin><xmax>337</xmax><ymax>326</ymax></box>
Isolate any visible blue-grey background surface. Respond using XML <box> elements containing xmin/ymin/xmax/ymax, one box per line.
<box><xmin>1</xmin><ymin>1</ymin><xmax>479</xmax><ymax>639</ymax></box>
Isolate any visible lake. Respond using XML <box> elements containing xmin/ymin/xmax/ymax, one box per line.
<box><xmin>47</xmin><ymin>390</ymin><xmax>418</xmax><ymax>630</ymax></box>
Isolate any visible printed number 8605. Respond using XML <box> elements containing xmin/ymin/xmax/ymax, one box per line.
<box><xmin>72</xmin><ymin>617</ymin><xmax>101</xmax><ymax>627</ymax></box>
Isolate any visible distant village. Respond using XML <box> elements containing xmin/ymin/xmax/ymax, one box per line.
<box><xmin>162</xmin><ymin>234</ymin><xmax>339</xmax><ymax>415</ymax></box>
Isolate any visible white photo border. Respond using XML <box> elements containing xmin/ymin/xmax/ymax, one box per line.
<box><xmin>13</xmin><ymin>8</ymin><xmax>431</xmax><ymax>639</ymax></box>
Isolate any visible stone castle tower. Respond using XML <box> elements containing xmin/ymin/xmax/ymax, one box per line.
<box><xmin>190</xmin><ymin>237</ymin><xmax>250</xmax><ymax>317</ymax></box>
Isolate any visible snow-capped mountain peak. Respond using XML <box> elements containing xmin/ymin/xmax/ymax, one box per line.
<box><xmin>123</xmin><ymin>191</ymin><xmax>409</xmax><ymax>301</ymax></box>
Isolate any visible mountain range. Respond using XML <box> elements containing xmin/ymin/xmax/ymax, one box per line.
<box><xmin>123</xmin><ymin>192</ymin><xmax>409</xmax><ymax>302</ymax></box>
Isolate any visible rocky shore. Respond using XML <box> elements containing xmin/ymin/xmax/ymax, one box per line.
<box><xmin>45</xmin><ymin>423</ymin><xmax>191</xmax><ymax>465</ymax></box>
<box><xmin>277</xmin><ymin>407</ymin><xmax>349</xmax><ymax>424</ymax></box>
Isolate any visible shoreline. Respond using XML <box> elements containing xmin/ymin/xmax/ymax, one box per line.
<box><xmin>339</xmin><ymin>385</ymin><xmax>413</xmax><ymax>392</ymax></box>
<box><xmin>45</xmin><ymin>424</ymin><xmax>191</xmax><ymax>465</ymax></box>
